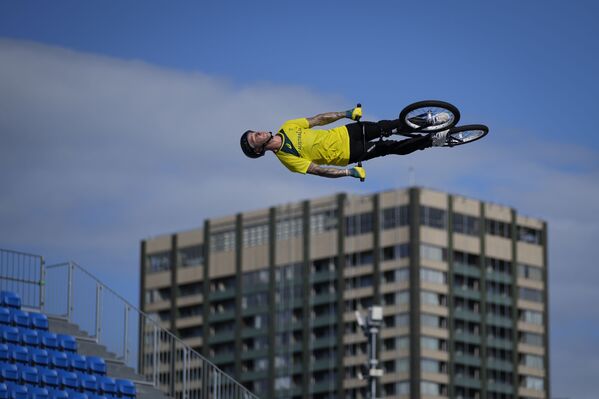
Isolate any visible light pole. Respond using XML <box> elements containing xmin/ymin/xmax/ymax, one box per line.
<box><xmin>355</xmin><ymin>306</ymin><xmax>384</xmax><ymax>399</ymax></box>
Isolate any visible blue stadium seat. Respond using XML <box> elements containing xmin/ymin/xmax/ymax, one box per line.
<box><xmin>29</xmin><ymin>348</ymin><xmax>49</xmax><ymax>368</ymax></box>
<box><xmin>85</xmin><ymin>358</ymin><xmax>105</xmax><ymax>376</ymax></box>
<box><xmin>20</xmin><ymin>329</ymin><xmax>40</xmax><ymax>348</ymax></box>
<box><xmin>38</xmin><ymin>368</ymin><xmax>58</xmax><ymax>389</ymax></box>
<box><xmin>0</xmin><ymin>308</ymin><xmax>10</xmax><ymax>326</ymax></box>
<box><xmin>9</xmin><ymin>311</ymin><xmax>28</xmax><ymax>329</ymax></box>
<box><xmin>16</xmin><ymin>365</ymin><xmax>38</xmax><ymax>386</ymax></box>
<box><xmin>39</xmin><ymin>333</ymin><xmax>58</xmax><ymax>351</ymax></box>
<box><xmin>49</xmin><ymin>352</ymin><xmax>69</xmax><ymax>371</ymax></box>
<box><xmin>0</xmin><ymin>293</ymin><xmax>21</xmax><ymax>309</ymax></box>
<box><xmin>0</xmin><ymin>326</ymin><xmax>20</xmax><ymax>345</ymax></box>
<box><xmin>68</xmin><ymin>354</ymin><xmax>86</xmax><ymax>373</ymax></box>
<box><xmin>78</xmin><ymin>374</ymin><xmax>97</xmax><ymax>394</ymax></box>
<box><xmin>0</xmin><ymin>344</ymin><xmax>9</xmax><ymax>363</ymax></box>
<box><xmin>28</xmin><ymin>387</ymin><xmax>49</xmax><ymax>399</ymax></box>
<box><xmin>57</xmin><ymin>371</ymin><xmax>78</xmax><ymax>391</ymax></box>
<box><xmin>28</xmin><ymin>314</ymin><xmax>48</xmax><ymax>332</ymax></box>
<box><xmin>56</xmin><ymin>336</ymin><xmax>76</xmax><ymax>354</ymax></box>
<box><xmin>96</xmin><ymin>377</ymin><xmax>116</xmax><ymax>398</ymax></box>
<box><xmin>46</xmin><ymin>390</ymin><xmax>67</xmax><ymax>399</ymax></box>
<box><xmin>7</xmin><ymin>345</ymin><xmax>29</xmax><ymax>365</ymax></box>
<box><xmin>5</xmin><ymin>382</ymin><xmax>27</xmax><ymax>399</ymax></box>
<box><xmin>65</xmin><ymin>391</ymin><xmax>87</xmax><ymax>399</ymax></box>
<box><xmin>0</xmin><ymin>364</ymin><xmax>18</xmax><ymax>382</ymax></box>
<box><xmin>115</xmin><ymin>380</ymin><xmax>136</xmax><ymax>399</ymax></box>
<box><xmin>0</xmin><ymin>383</ymin><xmax>7</xmax><ymax>399</ymax></box>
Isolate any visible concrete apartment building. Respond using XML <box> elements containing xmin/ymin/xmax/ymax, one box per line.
<box><xmin>139</xmin><ymin>187</ymin><xmax>549</xmax><ymax>399</ymax></box>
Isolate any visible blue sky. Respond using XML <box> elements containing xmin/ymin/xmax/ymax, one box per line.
<box><xmin>1</xmin><ymin>1</ymin><xmax>598</xmax><ymax>398</ymax></box>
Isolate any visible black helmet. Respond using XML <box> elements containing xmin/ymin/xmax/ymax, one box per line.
<box><xmin>240</xmin><ymin>130</ymin><xmax>264</xmax><ymax>159</ymax></box>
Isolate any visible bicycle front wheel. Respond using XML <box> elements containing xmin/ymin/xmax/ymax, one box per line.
<box><xmin>399</xmin><ymin>100</ymin><xmax>460</xmax><ymax>133</ymax></box>
<box><xmin>445</xmin><ymin>124</ymin><xmax>489</xmax><ymax>147</ymax></box>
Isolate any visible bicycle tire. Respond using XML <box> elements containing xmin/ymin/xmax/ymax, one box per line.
<box><xmin>399</xmin><ymin>100</ymin><xmax>460</xmax><ymax>133</ymax></box>
<box><xmin>444</xmin><ymin>124</ymin><xmax>489</xmax><ymax>147</ymax></box>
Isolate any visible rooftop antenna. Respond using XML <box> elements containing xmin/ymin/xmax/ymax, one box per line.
<box><xmin>408</xmin><ymin>166</ymin><xmax>415</xmax><ymax>187</ymax></box>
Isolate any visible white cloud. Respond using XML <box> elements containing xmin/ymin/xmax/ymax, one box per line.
<box><xmin>1</xmin><ymin>38</ymin><xmax>598</xmax><ymax>398</ymax></box>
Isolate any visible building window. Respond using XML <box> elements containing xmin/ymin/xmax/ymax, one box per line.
<box><xmin>420</xmin><ymin>268</ymin><xmax>447</xmax><ymax>285</ymax></box>
<box><xmin>147</xmin><ymin>251</ymin><xmax>171</xmax><ymax>273</ymax></box>
<box><xmin>346</xmin><ymin>250</ymin><xmax>374</xmax><ymax>267</ymax></box>
<box><xmin>276</xmin><ymin>216</ymin><xmax>303</xmax><ymax>240</ymax></box>
<box><xmin>421</xmin><ymin>381</ymin><xmax>443</xmax><ymax>396</ymax></box>
<box><xmin>420</xmin><ymin>206</ymin><xmax>447</xmax><ymax>229</ymax></box>
<box><xmin>310</xmin><ymin>209</ymin><xmax>338</xmax><ymax>234</ymax></box>
<box><xmin>521</xmin><ymin>376</ymin><xmax>544</xmax><ymax>391</ymax></box>
<box><xmin>519</xmin><ymin>332</ymin><xmax>543</xmax><ymax>347</ymax></box>
<box><xmin>486</xmin><ymin>257</ymin><xmax>512</xmax><ymax>275</ymax></box>
<box><xmin>421</xmin><ymin>314</ymin><xmax>446</xmax><ymax>329</ymax></box>
<box><xmin>453</xmin><ymin>250</ymin><xmax>480</xmax><ymax>268</ymax></box>
<box><xmin>242</xmin><ymin>269</ymin><xmax>270</xmax><ymax>286</ymax></box>
<box><xmin>210</xmin><ymin>230</ymin><xmax>236</xmax><ymax>252</ymax></box>
<box><xmin>381</xmin><ymin>205</ymin><xmax>410</xmax><ymax>229</ymax></box>
<box><xmin>519</xmin><ymin>287</ymin><xmax>543</xmax><ymax>303</ymax></box>
<box><xmin>243</xmin><ymin>223</ymin><xmax>269</xmax><ymax>247</ymax></box>
<box><xmin>421</xmin><ymin>336</ymin><xmax>446</xmax><ymax>351</ymax></box>
<box><xmin>383</xmin><ymin>268</ymin><xmax>410</xmax><ymax>284</ymax></box>
<box><xmin>178</xmin><ymin>305</ymin><xmax>201</xmax><ymax>318</ymax></box>
<box><xmin>520</xmin><ymin>354</ymin><xmax>544</xmax><ymax>369</ymax></box>
<box><xmin>242</xmin><ymin>292</ymin><xmax>269</xmax><ymax>309</ymax></box>
<box><xmin>345</xmin><ymin>212</ymin><xmax>374</xmax><ymax>236</ymax></box>
<box><xmin>381</xmin><ymin>243</ymin><xmax>410</xmax><ymax>261</ymax></box>
<box><xmin>145</xmin><ymin>287</ymin><xmax>171</xmax><ymax>303</ymax></box>
<box><xmin>177</xmin><ymin>326</ymin><xmax>202</xmax><ymax>339</ymax></box>
<box><xmin>422</xmin><ymin>358</ymin><xmax>445</xmax><ymax>374</ymax></box>
<box><xmin>178</xmin><ymin>245</ymin><xmax>203</xmax><ymax>268</ymax></box>
<box><xmin>486</xmin><ymin>219</ymin><xmax>512</xmax><ymax>238</ymax></box>
<box><xmin>520</xmin><ymin>309</ymin><xmax>543</xmax><ymax>325</ymax></box>
<box><xmin>178</xmin><ymin>282</ymin><xmax>202</xmax><ymax>297</ymax></box>
<box><xmin>395</xmin><ymin>381</ymin><xmax>410</xmax><ymax>395</ymax></box>
<box><xmin>453</xmin><ymin>213</ymin><xmax>480</xmax><ymax>236</ymax></box>
<box><xmin>517</xmin><ymin>226</ymin><xmax>542</xmax><ymax>245</ymax></box>
<box><xmin>518</xmin><ymin>264</ymin><xmax>543</xmax><ymax>281</ymax></box>
<box><xmin>421</xmin><ymin>291</ymin><xmax>446</xmax><ymax>307</ymax></box>
<box><xmin>421</xmin><ymin>244</ymin><xmax>447</xmax><ymax>262</ymax></box>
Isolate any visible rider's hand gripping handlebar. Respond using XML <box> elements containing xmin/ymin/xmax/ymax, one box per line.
<box><xmin>355</xmin><ymin>103</ymin><xmax>365</xmax><ymax>182</ymax></box>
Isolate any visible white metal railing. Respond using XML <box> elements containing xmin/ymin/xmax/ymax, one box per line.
<box><xmin>0</xmin><ymin>250</ymin><xmax>259</xmax><ymax>399</ymax></box>
<box><xmin>0</xmin><ymin>248</ymin><xmax>44</xmax><ymax>310</ymax></box>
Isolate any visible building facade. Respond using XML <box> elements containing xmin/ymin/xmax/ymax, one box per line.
<box><xmin>139</xmin><ymin>187</ymin><xmax>549</xmax><ymax>399</ymax></box>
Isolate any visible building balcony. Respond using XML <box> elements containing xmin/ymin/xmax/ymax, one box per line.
<box><xmin>208</xmin><ymin>331</ymin><xmax>235</xmax><ymax>344</ymax></box>
<box><xmin>453</xmin><ymin>375</ymin><xmax>482</xmax><ymax>389</ymax></box>
<box><xmin>310</xmin><ymin>292</ymin><xmax>337</xmax><ymax>306</ymax></box>
<box><xmin>486</xmin><ymin>271</ymin><xmax>512</xmax><ymax>284</ymax></box>
<box><xmin>454</xmin><ymin>353</ymin><xmax>482</xmax><ymax>367</ymax></box>
<box><xmin>311</xmin><ymin>314</ymin><xmax>337</xmax><ymax>328</ymax></box>
<box><xmin>453</xmin><ymin>308</ymin><xmax>481</xmax><ymax>323</ymax></box>
<box><xmin>487</xmin><ymin>358</ymin><xmax>514</xmax><ymax>372</ymax></box>
<box><xmin>487</xmin><ymin>381</ymin><xmax>514</xmax><ymax>395</ymax></box>
<box><xmin>453</xmin><ymin>287</ymin><xmax>481</xmax><ymax>300</ymax></box>
<box><xmin>453</xmin><ymin>263</ymin><xmax>481</xmax><ymax>278</ymax></box>
<box><xmin>486</xmin><ymin>336</ymin><xmax>513</xmax><ymax>350</ymax></box>
<box><xmin>209</xmin><ymin>288</ymin><xmax>236</xmax><ymax>301</ymax></box>
<box><xmin>454</xmin><ymin>331</ymin><xmax>481</xmax><ymax>345</ymax></box>
<box><xmin>486</xmin><ymin>314</ymin><xmax>513</xmax><ymax>328</ymax></box>
<box><xmin>311</xmin><ymin>269</ymin><xmax>336</xmax><ymax>283</ymax></box>
<box><xmin>209</xmin><ymin>309</ymin><xmax>236</xmax><ymax>322</ymax></box>
<box><xmin>485</xmin><ymin>293</ymin><xmax>512</xmax><ymax>306</ymax></box>
<box><xmin>240</xmin><ymin>348</ymin><xmax>269</xmax><ymax>360</ymax></box>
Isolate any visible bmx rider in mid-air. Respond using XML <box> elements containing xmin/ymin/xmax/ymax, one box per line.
<box><xmin>239</xmin><ymin>106</ymin><xmax>450</xmax><ymax>180</ymax></box>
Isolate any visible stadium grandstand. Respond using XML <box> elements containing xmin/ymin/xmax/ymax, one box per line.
<box><xmin>0</xmin><ymin>248</ymin><xmax>258</xmax><ymax>399</ymax></box>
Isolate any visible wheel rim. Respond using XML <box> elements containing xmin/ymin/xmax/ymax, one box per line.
<box><xmin>446</xmin><ymin>128</ymin><xmax>486</xmax><ymax>146</ymax></box>
<box><xmin>404</xmin><ymin>106</ymin><xmax>457</xmax><ymax>132</ymax></box>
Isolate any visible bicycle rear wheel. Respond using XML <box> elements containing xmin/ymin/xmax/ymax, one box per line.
<box><xmin>399</xmin><ymin>100</ymin><xmax>460</xmax><ymax>133</ymax></box>
<box><xmin>445</xmin><ymin>124</ymin><xmax>489</xmax><ymax>147</ymax></box>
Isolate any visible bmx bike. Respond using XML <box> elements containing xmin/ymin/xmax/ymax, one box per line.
<box><xmin>353</xmin><ymin>100</ymin><xmax>489</xmax><ymax>181</ymax></box>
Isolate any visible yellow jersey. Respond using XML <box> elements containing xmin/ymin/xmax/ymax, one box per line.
<box><xmin>274</xmin><ymin>118</ymin><xmax>350</xmax><ymax>174</ymax></box>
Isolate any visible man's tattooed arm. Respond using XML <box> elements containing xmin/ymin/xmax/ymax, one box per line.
<box><xmin>307</xmin><ymin>163</ymin><xmax>350</xmax><ymax>178</ymax></box>
<box><xmin>306</xmin><ymin>112</ymin><xmax>346</xmax><ymax>128</ymax></box>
